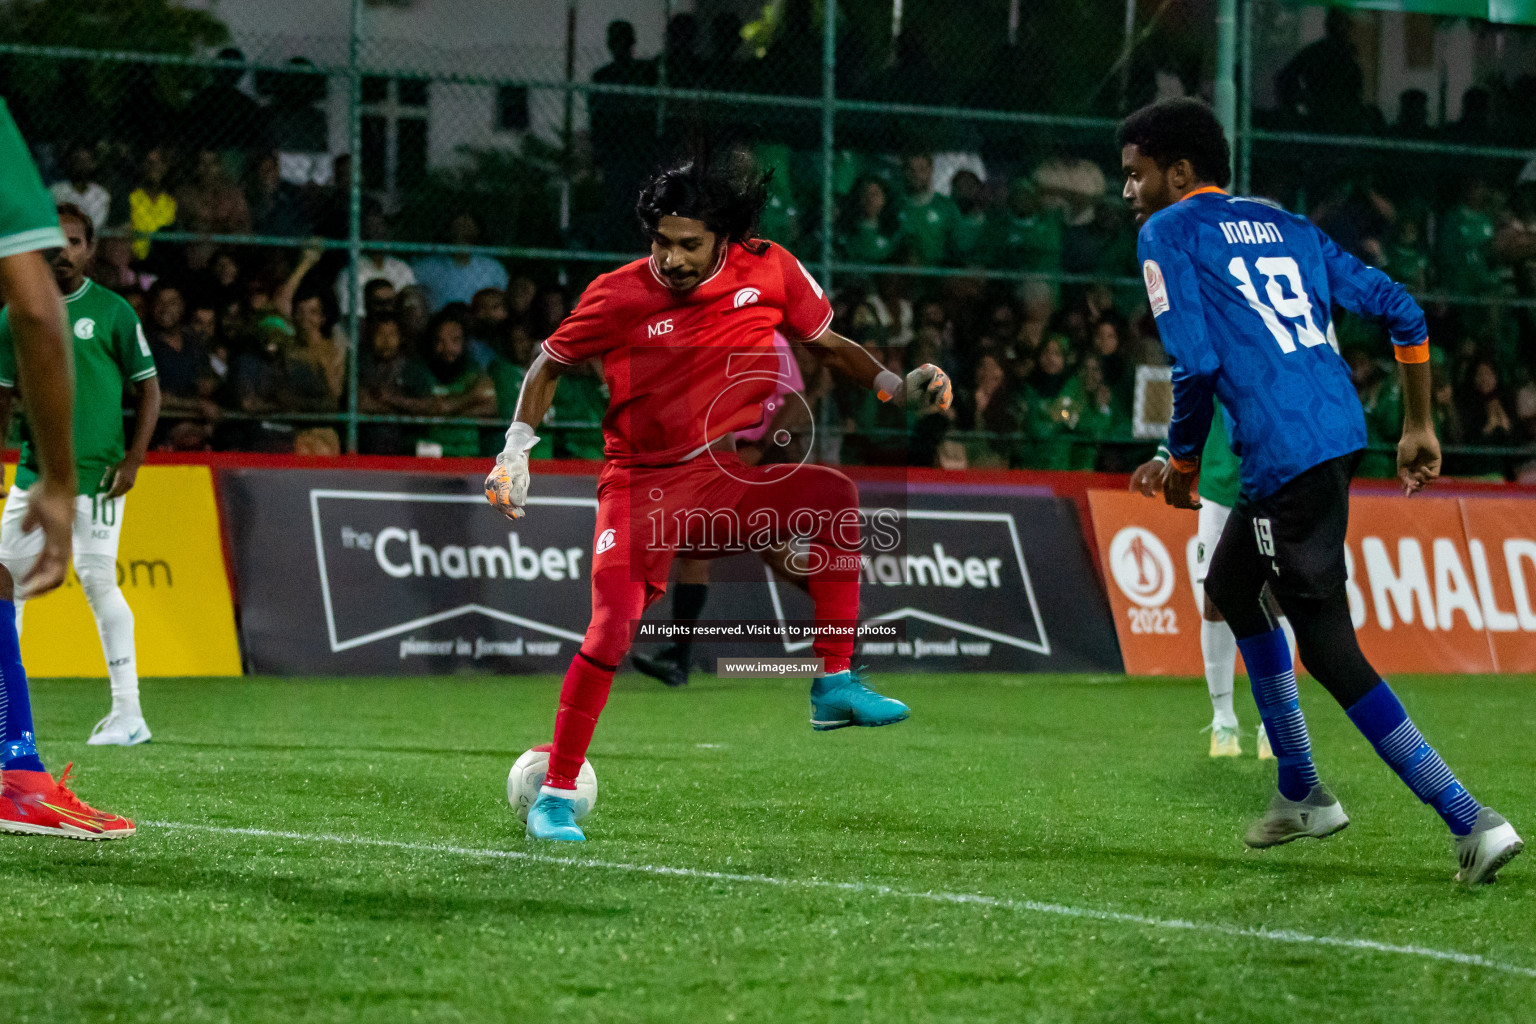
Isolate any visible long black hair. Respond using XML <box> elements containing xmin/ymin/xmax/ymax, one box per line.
<box><xmin>837</xmin><ymin>175</ymin><xmax>900</xmax><ymax>238</ymax></box>
<box><xmin>636</xmin><ymin>148</ymin><xmax>771</xmax><ymax>253</ymax></box>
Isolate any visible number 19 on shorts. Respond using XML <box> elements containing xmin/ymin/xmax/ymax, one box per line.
<box><xmin>1253</xmin><ymin>517</ymin><xmax>1276</xmax><ymax>557</ymax></box>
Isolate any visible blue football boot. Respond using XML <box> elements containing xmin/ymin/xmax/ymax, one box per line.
<box><xmin>809</xmin><ymin>670</ymin><xmax>910</xmax><ymax>731</ymax></box>
<box><xmin>526</xmin><ymin>790</ymin><xmax>585</xmax><ymax>841</ymax></box>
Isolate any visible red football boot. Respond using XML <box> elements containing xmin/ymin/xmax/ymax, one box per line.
<box><xmin>0</xmin><ymin>763</ymin><xmax>135</xmax><ymax>840</ymax></box>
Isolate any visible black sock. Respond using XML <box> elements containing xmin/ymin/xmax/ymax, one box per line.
<box><xmin>672</xmin><ymin>583</ymin><xmax>709</xmax><ymax>624</ymax></box>
<box><xmin>669</xmin><ymin>583</ymin><xmax>708</xmax><ymax>667</ymax></box>
<box><xmin>1276</xmin><ymin>590</ymin><xmax>1380</xmax><ymax>709</ymax></box>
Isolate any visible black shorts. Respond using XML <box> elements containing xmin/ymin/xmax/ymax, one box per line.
<box><xmin>1208</xmin><ymin>451</ymin><xmax>1360</xmax><ymax>602</ymax></box>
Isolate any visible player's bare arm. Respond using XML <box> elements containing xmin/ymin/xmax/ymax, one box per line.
<box><xmin>107</xmin><ymin>375</ymin><xmax>161</xmax><ymax>499</ymax></box>
<box><xmin>0</xmin><ymin>248</ymin><xmax>75</xmax><ymax>596</ymax></box>
<box><xmin>485</xmin><ymin>350</ymin><xmax>568</xmax><ymax>519</ymax></box>
<box><xmin>274</xmin><ymin>242</ymin><xmax>325</xmax><ymax>320</ymax></box>
<box><xmin>1397</xmin><ymin>357</ymin><xmax>1440</xmax><ymax>496</ymax></box>
<box><xmin>512</xmin><ymin>350</ymin><xmax>567</xmax><ymax>432</ymax></box>
<box><xmin>799</xmin><ymin>328</ymin><xmax>953</xmax><ymax>411</ymax></box>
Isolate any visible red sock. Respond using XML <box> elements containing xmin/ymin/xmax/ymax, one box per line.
<box><xmin>808</xmin><ymin>577</ymin><xmax>858</xmax><ymax>675</ymax></box>
<box><xmin>546</xmin><ymin>651</ymin><xmax>615</xmax><ymax>789</ymax></box>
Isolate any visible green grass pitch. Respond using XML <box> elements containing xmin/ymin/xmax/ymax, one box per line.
<box><xmin>2</xmin><ymin>672</ymin><xmax>1533</xmax><ymax>1023</ymax></box>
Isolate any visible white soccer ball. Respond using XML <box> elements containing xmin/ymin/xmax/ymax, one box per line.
<box><xmin>507</xmin><ymin>745</ymin><xmax>597</xmax><ymax>822</ymax></box>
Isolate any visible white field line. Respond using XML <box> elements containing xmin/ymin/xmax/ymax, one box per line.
<box><xmin>148</xmin><ymin>820</ymin><xmax>1536</xmax><ymax>980</ymax></box>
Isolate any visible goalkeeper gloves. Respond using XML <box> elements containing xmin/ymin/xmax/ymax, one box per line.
<box><xmin>906</xmin><ymin>363</ymin><xmax>952</xmax><ymax>411</ymax></box>
<box><xmin>485</xmin><ymin>421</ymin><xmax>540</xmax><ymax>520</ymax></box>
<box><xmin>876</xmin><ymin>364</ymin><xmax>953</xmax><ymax>411</ymax></box>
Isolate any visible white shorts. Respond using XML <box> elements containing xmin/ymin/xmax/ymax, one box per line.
<box><xmin>1193</xmin><ymin>499</ymin><xmax>1231</xmax><ymax>586</ymax></box>
<box><xmin>0</xmin><ymin>486</ymin><xmax>126</xmax><ymax>563</ymax></box>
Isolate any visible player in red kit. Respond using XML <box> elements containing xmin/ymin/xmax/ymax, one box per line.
<box><xmin>485</xmin><ymin>157</ymin><xmax>952</xmax><ymax>841</ymax></box>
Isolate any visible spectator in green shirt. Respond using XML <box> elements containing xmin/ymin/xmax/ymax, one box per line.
<box><xmin>1347</xmin><ymin>349</ymin><xmax>1404</xmax><ymax>479</ymax></box>
<box><xmin>980</xmin><ymin>178</ymin><xmax>1062</xmax><ymax>275</ymax></box>
<box><xmin>1384</xmin><ymin>218</ymin><xmax>1430</xmax><ymax>291</ymax></box>
<box><xmin>1436</xmin><ymin>176</ymin><xmax>1499</xmax><ymax>298</ymax></box>
<box><xmin>948</xmin><ymin>169</ymin><xmax>989</xmax><ymax>266</ymax></box>
<box><xmin>752</xmin><ymin>142</ymin><xmax>802</xmax><ymax>248</ymax></box>
<box><xmin>1089</xmin><ymin>315</ymin><xmax>1135</xmax><ymax>439</ymax></box>
<box><xmin>1015</xmin><ymin>335</ymin><xmax>1083</xmax><ymax>469</ymax></box>
<box><xmin>896</xmin><ymin>152</ymin><xmax>957</xmax><ymax>266</ymax></box>
<box><xmin>550</xmin><ymin>361</ymin><xmax>609</xmax><ymax>460</ymax></box>
<box><xmin>485</xmin><ymin>325</ymin><xmax>554</xmax><ymax>458</ymax></box>
<box><xmin>837</xmin><ymin>176</ymin><xmax>902</xmax><ymax>266</ymax></box>
<box><xmin>1060</xmin><ymin>353</ymin><xmax>1116</xmax><ymax>470</ymax></box>
<box><xmin>837</xmin><ymin>339</ymin><xmax>908</xmax><ymax>465</ymax></box>
<box><xmin>404</xmin><ymin>309</ymin><xmax>496</xmax><ymax>457</ymax></box>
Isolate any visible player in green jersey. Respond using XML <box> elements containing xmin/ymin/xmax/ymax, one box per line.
<box><xmin>0</xmin><ymin>204</ymin><xmax>160</xmax><ymax>747</ymax></box>
<box><xmin>0</xmin><ymin>99</ymin><xmax>135</xmax><ymax>838</ymax></box>
<box><xmin>1132</xmin><ymin>399</ymin><xmax>1294</xmax><ymax>759</ymax></box>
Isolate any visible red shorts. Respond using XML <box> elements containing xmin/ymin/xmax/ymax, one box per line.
<box><xmin>589</xmin><ymin>450</ymin><xmax>860</xmax><ymax>608</ymax></box>
<box><xmin>578</xmin><ymin>452</ymin><xmax>861</xmax><ymax>667</ymax></box>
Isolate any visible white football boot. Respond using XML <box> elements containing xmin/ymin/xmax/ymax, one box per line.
<box><xmin>1244</xmin><ymin>783</ymin><xmax>1349</xmax><ymax>848</ymax></box>
<box><xmin>1256</xmin><ymin>724</ymin><xmax>1274</xmax><ymax>761</ymax></box>
<box><xmin>1454</xmin><ymin>809</ymin><xmax>1523</xmax><ymax>887</ymax></box>
<box><xmin>86</xmin><ymin>714</ymin><xmax>152</xmax><ymax>747</ymax></box>
<box><xmin>1209</xmin><ymin>725</ymin><xmax>1242</xmax><ymax>757</ymax></box>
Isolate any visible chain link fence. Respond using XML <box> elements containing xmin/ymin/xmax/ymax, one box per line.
<box><xmin>2</xmin><ymin>0</ymin><xmax>1536</xmax><ymax>477</ymax></box>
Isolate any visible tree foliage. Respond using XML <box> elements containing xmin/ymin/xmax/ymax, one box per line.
<box><xmin>0</xmin><ymin>0</ymin><xmax>228</xmax><ymax>52</ymax></box>
<box><xmin>0</xmin><ymin>0</ymin><xmax>231</xmax><ymax>146</ymax></box>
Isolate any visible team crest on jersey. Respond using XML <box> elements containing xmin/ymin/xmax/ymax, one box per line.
<box><xmin>595</xmin><ymin>528</ymin><xmax>617</xmax><ymax>554</ymax></box>
<box><xmin>73</xmin><ymin>318</ymin><xmax>95</xmax><ymax>340</ymax></box>
<box><xmin>733</xmin><ymin>287</ymin><xmax>761</xmax><ymax>308</ymax></box>
<box><xmin>1143</xmin><ymin>260</ymin><xmax>1170</xmax><ymax>317</ymax></box>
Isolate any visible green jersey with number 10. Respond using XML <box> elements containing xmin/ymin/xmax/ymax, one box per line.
<box><xmin>0</xmin><ymin>279</ymin><xmax>158</xmax><ymax>495</ymax></box>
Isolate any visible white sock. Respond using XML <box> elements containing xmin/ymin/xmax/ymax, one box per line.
<box><xmin>1201</xmin><ymin>617</ymin><xmax>1239</xmax><ymax>729</ymax></box>
<box><xmin>2</xmin><ymin>554</ymin><xmax>33</xmax><ymax>632</ymax></box>
<box><xmin>77</xmin><ymin>555</ymin><xmax>140</xmax><ymax>720</ymax></box>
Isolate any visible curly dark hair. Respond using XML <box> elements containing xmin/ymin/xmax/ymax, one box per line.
<box><xmin>1117</xmin><ymin>98</ymin><xmax>1232</xmax><ymax>189</ymax></box>
<box><xmin>635</xmin><ymin>152</ymin><xmax>771</xmax><ymax>250</ymax></box>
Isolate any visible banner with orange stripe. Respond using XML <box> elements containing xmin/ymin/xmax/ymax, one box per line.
<box><xmin>1089</xmin><ymin>489</ymin><xmax>1536</xmax><ymax>676</ymax></box>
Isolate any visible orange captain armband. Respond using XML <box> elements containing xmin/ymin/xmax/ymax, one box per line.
<box><xmin>1395</xmin><ymin>338</ymin><xmax>1430</xmax><ymax>364</ymax></box>
<box><xmin>1169</xmin><ymin>455</ymin><xmax>1199</xmax><ymax>474</ymax></box>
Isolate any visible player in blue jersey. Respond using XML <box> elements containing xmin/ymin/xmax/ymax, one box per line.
<box><xmin>1119</xmin><ymin>98</ymin><xmax>1521</xmax><ymax>885</ymax></box>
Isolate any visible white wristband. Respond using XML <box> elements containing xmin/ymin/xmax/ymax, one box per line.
<box><xmin>503</xmin><ymin>421</ymin><xmax>539</xmax><ymax>456</ymax></box>
<box><xmin>874</xmin><ymin>369</ymin><xmax>903</xmax><ymax>403</ymax></box>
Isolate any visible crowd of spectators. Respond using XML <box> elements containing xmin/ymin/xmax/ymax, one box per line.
<box><xmin>15</xmin><ymin>13</ymin><xmax>1536</xmax><ymax>479</ymax></box>
<box><xmin>78</xmin><ymin>216</ymin><xmax>574</xmax><ymax>459</ymax></box>
<box><xmin>573</xmin><ymin>11</ymin><xmax>1536</xmax><ymax>479</ymax></box>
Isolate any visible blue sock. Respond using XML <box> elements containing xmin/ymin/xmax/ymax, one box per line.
<box><xmin>1346</xmin><ymin>682</ymin><xmax>1480</xmax><ymax>836</ymax></box>
<box><xmin>0</xmin><ymin>598</ymin><xmax>43</xmax><ymax>774</ymax></box>
<box><xmin>1239</xmin><ymin>626</ymin><xmax>1319</xmax><ymax>801</ymax></box>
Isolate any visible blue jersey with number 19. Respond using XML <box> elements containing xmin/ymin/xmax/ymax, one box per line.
<box><xmin>1138</xmin><ymin>187</ymin><xmax>1427</xmax><ymax>500</ymax></box>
